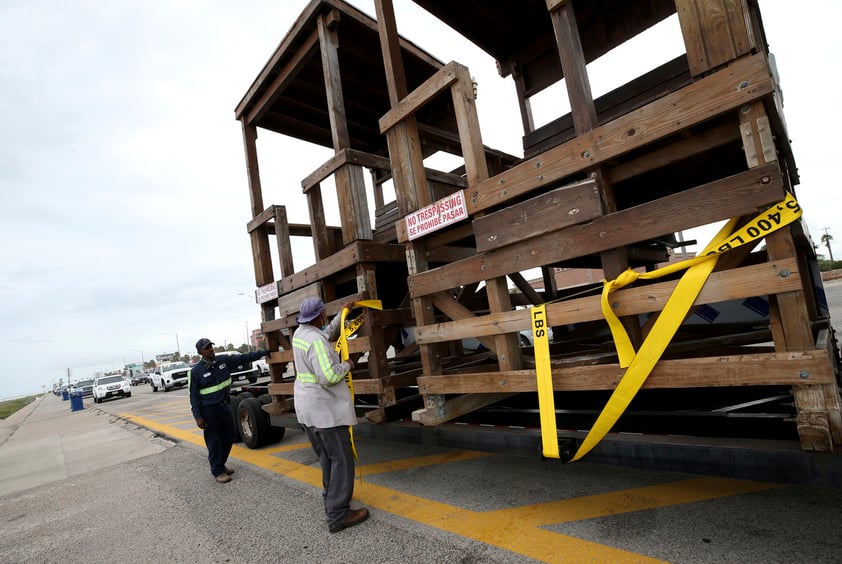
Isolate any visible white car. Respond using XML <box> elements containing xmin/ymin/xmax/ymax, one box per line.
<box><xmin>92</xmin><ymin>374</ymin><xmax>132</xmax><ymax>403</ymax></box>
<box><xmin>151</xmin><ymin>361</ymin><xmax>191</xmax><ymax>392</ymax></box>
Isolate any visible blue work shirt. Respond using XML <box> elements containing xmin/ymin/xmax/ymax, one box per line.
<box><xmin>189</xmin><ymin>350</ymin><xmax>268</xmax><ymax>420</ymax></box>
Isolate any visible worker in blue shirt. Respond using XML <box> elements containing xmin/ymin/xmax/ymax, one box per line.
<box><xmin>189</xmin><ymin>337</ymin><xmax>270</xmax><ymax>483</ymax></box>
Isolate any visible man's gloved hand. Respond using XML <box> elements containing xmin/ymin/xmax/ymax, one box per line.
<box><xmin>196</xmin><ymin>417</ymin><xmax>207</xmax><ymax>430</ymax></box>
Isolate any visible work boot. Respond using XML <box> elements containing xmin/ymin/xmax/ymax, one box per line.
<box><xmin>215</xmin><ymin>473</ymin><xmax>232</xmax><ymax>483</ymax></box>
<box><xmin>224</xmin><ymin>466</ymin><xmax>235</xmax><ymax>475</ymax></box>
<box><xmin>329</xmin><ymin>508</ymin><xmax>369</xmax><ymax>533</ymax></box>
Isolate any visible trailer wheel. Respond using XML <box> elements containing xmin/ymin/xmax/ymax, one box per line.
<box><xmin>229</xmin><ymin>392</ymin><xmax>255</xmax><ymax>442</ymax></box>
<box><xmin>238</xmin><ymin>397</ymin><xmax>270</xmax><ymax>449</ymax></box>
<box><xmin>257</xmin><ymin>393</ymin><xmax>286</xmax><ymax>443</ymax></box>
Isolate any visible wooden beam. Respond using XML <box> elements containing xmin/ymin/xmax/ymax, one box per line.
<box><xmin>473</xmin><ymin>178</ymin><xmax>600</xmax><ymax>252</ymax></box>
<box><xmin>416</xmin><ymin>350</ymin><xmax>836</xmax><ymax>394</ymax></box>
<box><xmin>410</xmin><ymin>164</ymin><xmax>784</xmax><ymax>298</ymax></box>
<box><xmin>466</xmin><ymin>53</ymin><xmax>773</xmax><ymax>216</ymax></box>
<box><xmin>414</xmin><ymin>258</ymin><xmax>801</xmax><ymax>345</ymax></box>
<box><xmin>378</xmin><ymin>61</ymin><xmax>461</xmax><ymax>134</ymax></box>
<box><xmin>412</xmin><ymin>392</ymin><xmax>517</xmax><ymax>426</ymax></box>
<box><xmin>244</xmin><ymin>30</ymin><xmax>319</xmax><ymax>126</ymax></box>
<box><xmin>302</xmin><ymin>149</ymin><xmax>393</xmax><ymax>193</ymax></box>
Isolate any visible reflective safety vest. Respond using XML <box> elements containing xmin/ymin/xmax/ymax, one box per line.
<box><xmin>199</xmin><ymin>377</ymin><xmax>231</xmax><ymax>395</ymax></box>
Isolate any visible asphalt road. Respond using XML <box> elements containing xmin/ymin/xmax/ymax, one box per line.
<box><xmin>1</xmin><ymin>279</ymin><xmax>841</xmax><ymax>563</ymax></box>
<box><xmin>3</xmin><ymin>380</ymin><xmax>842</xmax><ymax>563</ymax></box>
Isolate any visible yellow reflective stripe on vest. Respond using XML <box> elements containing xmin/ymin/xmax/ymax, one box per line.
<box><xmin>199</xmin><ymin>377</ymin><xmax>232</xmax><ymax>395</ymax></box>
<box><xmin>313</xmin><ymin>339</ymin><xmax>344</xmax><ymax>384</ymax></box>
<box><xmin>292</xmin><ymin>337</ymin><xmax>309</xmax><ymax>351</ymax></box>
<box><xmin>296</xmin><ymin>372</ymin><xmax>318</xmax><ymax>383</ymax></box>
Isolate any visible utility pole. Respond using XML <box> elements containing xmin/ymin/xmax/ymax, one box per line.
<box><xmin>822</xmin><ymin>228</ymin><xmax>835</xmax><ymax>262</ymax></box>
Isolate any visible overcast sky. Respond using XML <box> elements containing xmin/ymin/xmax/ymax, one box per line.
<box><xmin>1</xmin><ymin>1</ymin><xmax>839</xmax><ymax>398</ymax></box>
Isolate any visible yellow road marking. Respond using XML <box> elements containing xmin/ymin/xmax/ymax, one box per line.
<box><xmin>487</xmin><ymin>476</ymin><xmax>779</xmax><ymax>526</ymax></box>
<box><xmin>127</xmin><ymin>414</ymin><xmax>665</xmax><ymax>562</ymax></box>
<box><xmin>261</xmin><ymin>442</ymin><xmax>312</xmax><ymax>454</ymax></box>
<box><xmin>359</xmin><ymin>449</ymin><xmax>491</xmax><ymax>475</ymax></box>
<box><xmin>126</xmin><ymin>408</ymin><xmax>775</xmax><ymax>564</ymax></box>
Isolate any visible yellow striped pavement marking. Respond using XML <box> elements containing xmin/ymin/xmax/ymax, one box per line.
<box><xmin>487</xmin><ymin>476</ymin><xmax>779</xmax><ymax>526</ymax></box>
<box><xmin>359</xmin><ymin>449</ymin><xmax>491</xmax><ymax>475</ymax></box>
<box><xmin>124</xmin><ymin>408</ymin><xmax>777</xmax><ymax>564</ymax></box>
<box><xmin>125</xmin><ymin>414</ymin><xmax>667</xmax><ymax>562</ymax></box>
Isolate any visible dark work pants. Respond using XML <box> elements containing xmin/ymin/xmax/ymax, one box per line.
<box><xmin>303</xmin><ymin>425</ymin><xmax>355</xmax><ymax>527</ymax></box>
<box><xmin>201</xmin><ymin>402</ymin><xmax>236</xmax><ymax>477</ymax></box>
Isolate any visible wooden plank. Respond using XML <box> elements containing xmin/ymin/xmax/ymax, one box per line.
<box><xmin>378</xmin><ymin>61</ymin><xmax>460</xmax><ymax>133</ymax></box>
<box><xmin>487</xmin><ymin>276</ymin><xmax>522</xmax><ymax>371</ymax></box>
<box><xmin>508</xmin><ymin>272</ymin><xmax>543</xmax><ymax>306</ymax></box>
<box><xmin>550</xmin><ymin>0</ymin><xmax>597</xmax><ymax>132</ymax></box>
<box><xmin>430</xmin><ymin>292</ymin><xmax>497</xmax><ymax>353</ymax></box>
<box><xmin>450</xmin><ymin>63</ymin><xmax>487</xmax><ymax>187</ymax></box>
<box><xmin>676</xmin><ymin>0</ymin><xmax>754</xmax><ymax>77</ymax></box>
<box><xmin>278</xmin><ymin>284</ymin><xmax>322</xmax><ymax>319</ymax></box>
<box><xmin>278</xmin><ymin>244</ymin><xmax>357</xmax><ymax>294</ymax></box>
<box><xmin>319</xmin><ymin>12</ymin><xmax>349</xmax><ymax>150</ymax></box>
<box><xmin>608</xmin><ymin>121</ymin><xmax>740</xmax><ymax>184</ymax></box>
<box><xmin>335</xmin><ymin>163</ymin><xmax>373</xmax><ymax>244</ymax></box>
<box><xmin>410</xmin><ymin>164</ymin><xmax>784</xmax><ymax>298</ymax></box>
<box><xmin>466</xmin><ymin>53</ymin><xmax>773</xmax><ymax>216</ymax></box>
<box><xmin>416</xmin><ymin>350</ymin><xmax>835</xmax><ymax>394</ymax></box>
<box><xmin>241</xmin><ymin>123</ymin><xmax>275</xmax><ymax>289</ymax></box>
<box><xmin>414</xmin><ymin>258</ymin><xmax>801</xmax><ymax>345</ymax></box>
<box><xmin>246</xmin><ymin>204</ymin><xmax>278</xmax><ymax>233</ymax></box>
<box><xmin>474</xmin><ymin>178</ymin><xmax>601</xmax><ymax>252</ymax></box>
<box><xmin>412</xmin><ymin>392</ymin><xmax>516</xmax><ymax>426</ymax></box>
<box><xmin>274</xmin><ymin>206</ymin><xmax>295</xmax><ymax>278</ymax></box>
<box><xmin>244</xmin><ymin>29</ymin><xmax>319</xmax><ymax>126</ymax></box>
<box><xmin>302</xmin><ymin>149</ymin><xmax>393</xmax><ymax>193</ymax></box>
<box><xmin>307</xmin><ymin>185</ymin><xmax>332</xmax><ymax>261</ymax></box>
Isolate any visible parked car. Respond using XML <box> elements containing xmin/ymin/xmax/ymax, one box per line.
<box><xmin>215</xmin><ymin>351</ymin><xmax>260</xmax><ymax>384</ymax></box>
<box><xmin>70</xmin><ymin>378</ymin><xmax>95</xmax><ymax>397</ymax></box>
<box><xmin>151</xmin><ymin>361</ymin><xmax>190</xmax><ymax>392</ymax></box>
<box><xmin>253</xmin><ymin>357</ymin><xmax>270</xmax><ymax>377</ymax></box>
<box><xmin>92</xmin><ymin>374</ymin><xmax>132</xmax><ymax>403</ymax></box>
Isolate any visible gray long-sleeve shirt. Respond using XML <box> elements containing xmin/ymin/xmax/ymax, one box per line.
<box><xmin>292</xmin><ymin>313</ymin><xmax>356</xmax><ymax>428</ymax></box>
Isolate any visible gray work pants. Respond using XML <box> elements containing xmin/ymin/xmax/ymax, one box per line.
<box><xmin>303</xmin><ymin>425</ymin><xmax>355</xmax><ymax>527</ymax></box>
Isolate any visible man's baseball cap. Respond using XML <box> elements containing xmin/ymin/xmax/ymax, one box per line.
<box><xmin>297</xmin><ymin>297</ymin><xmax>325</xmax><ymax>323</ymax></box>
<box><xmin>195</xmin><ymin>338</ymin><xmax>214</xmax><ymax>351</ymax></box>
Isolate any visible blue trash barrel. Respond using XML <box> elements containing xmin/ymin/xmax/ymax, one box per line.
<box><xmin>61</xmin><ymin>389</ymin><xmax>69</xmax><ymax>401</ymax></box>
<box><xmin>70</xmin><ymin>391</ymin><xmax>84</xmax><ymax>412</ymax></box>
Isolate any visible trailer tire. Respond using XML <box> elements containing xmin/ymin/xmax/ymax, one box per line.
<box><xmin>238</xmin><ymin>397</ymin><xmax>270</xmax><ymax>449</ymax></box>
<box><xmin>257</xmin><ymin>393</ymin><xmax>286</xmax><ymax>443</ymax></box>
<box><xmin>229</xmin><ymin>392</ymin><xmax>255</xmax><ymax>442</ymax></box>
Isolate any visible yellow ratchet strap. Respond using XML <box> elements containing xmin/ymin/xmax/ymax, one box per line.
<box><xmin>531</xmin><ymin>304</ymin><xmax>558</xmax><ymax>458</ymax></box>
<box><xmin>334</xmin><ymin>299</ymin><xmax>383</xmax><ymax>467</ymax></box>
<box><xmin>567</xmin><ymin>193</ymin><xmax>801</xmax><ymax>461</ymax></box>
<box><xmin>533</xmin><ymin>193</ymin><xmax>801</xmax><ymax>462</ymax></box>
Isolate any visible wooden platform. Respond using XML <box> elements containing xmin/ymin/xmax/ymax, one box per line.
<box><xmin>235</xmin><ymin>0</ymin><xmax>842</xmax><ymax>454</ymax></box>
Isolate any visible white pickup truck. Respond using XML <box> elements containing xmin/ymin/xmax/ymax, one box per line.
<box><xmin>151</xmin><ymin>361</ymin><xmax>190</xmax><ymax>392</ymax></box>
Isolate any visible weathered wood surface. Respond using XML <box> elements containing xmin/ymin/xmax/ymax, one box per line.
<box><xmin>415</xmin><ymin>258</ymin><xmax>801</xmax><ymax>345</ymax></box>
<box><xmin>410</xmin><ymin>164</ymin><xmax>784</xmax><ymax>298</ymax></box>
<box><xmin>416</xmin><ymin>350</ymin><xmax>836</xmax><ymax>394</ymax></box>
